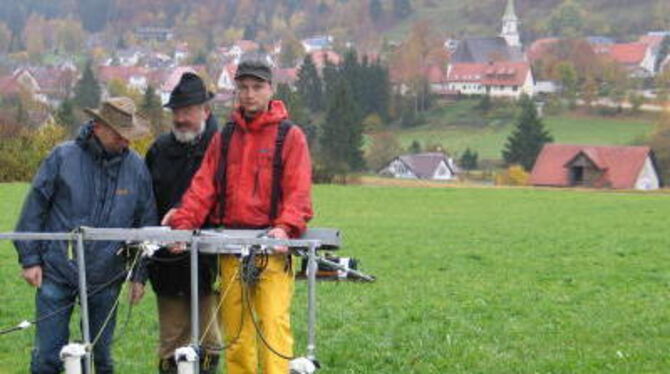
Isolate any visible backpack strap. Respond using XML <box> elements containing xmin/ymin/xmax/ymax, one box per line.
<box><xmin>214</xmin><ymin>119</ymin><xmax>293</xmax><ymax>224</ymax></box>
<box><xmin>214</xmin><ymin>121</ymin><xmax>236</xmax><ymax>222</ymax></box>
<box><xmin>269</xmin><ymin>120</ymin><xmax>293</xmax><ymax>221</ymax></box>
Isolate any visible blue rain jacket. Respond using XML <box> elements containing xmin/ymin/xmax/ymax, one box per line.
<box><xmin>14</xmin><ymin>123</ymin><xmax>157</xmax><ymax>287</ymax></box>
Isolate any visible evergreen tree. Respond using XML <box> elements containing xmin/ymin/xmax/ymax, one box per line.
<box><xmin>276</xmin><ymin>83</ymin><xmax>315</xmax><ymax>147</ymax></box>
<box><xmin>321</xmin><ymin>57</ymin><xmax>339</xmax><ymax>101</ymax></box>
<box><xmin>408</xmin><ymin>140</ymin><xmax>422</xmax><ymax>154</ymax></box>
<box><xmin>368</xmin><ymin>59</ymin><xmax>391</xmax><ymax>120</ymax></box>
<box><xmin>341</xmin><ymin>49</ymin><xmax>362</xmax><ymax>104</ymax></box>
<box><xmin>141</xmin><ymin>85</ymin><xmax>163</xmax><ymax>134</ymax></box>
<box><xmin>73</xmin><ymin>60</ymin><xmax>101</xmax><ymax>110</ymax></box>
<box><xmin>56</xmin><ymin>98</ymin><xmax>76</xmax><ymax>128</ymax></box>
<box><xmin>296</xmin><ymin>54</ymin><xmax>324</xmax><ymax>113</ymax></box>
<box><xmin>320</xmin><ymin>80</ymin><xmax>365</xmax><ymax>173</ymax></box>
<box><xmin>460</xmin><ymin>148</ymin><xmax>479</xmax><ymax>170</ymax></box>
<box><xmin>502</xmin><ymin>95</ymin><xmax>554</xmax><ymax>171</ymax></box>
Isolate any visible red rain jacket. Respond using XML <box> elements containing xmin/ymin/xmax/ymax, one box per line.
<box><xmin>170</xmin><ymin>100</ymin><xmax>313</xmax><ymax>237</ymax></box>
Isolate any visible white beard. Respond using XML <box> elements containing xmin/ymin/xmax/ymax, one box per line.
<box><xmin>172</xmin><ymin>120</ymin><xmax>206</xmax><ymax>144</ymax></box>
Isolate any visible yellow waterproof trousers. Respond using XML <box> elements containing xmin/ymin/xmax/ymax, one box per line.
<box><xmin>219</xmin><ymin>254</ymin><xmax>294</xmax><ymax>374</ymax></box>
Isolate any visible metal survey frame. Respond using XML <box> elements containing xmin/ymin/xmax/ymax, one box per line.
<box><xmin>0</xmin><ymin>226</ymin><xmax>337</xmax><ymax>374</ymax></box>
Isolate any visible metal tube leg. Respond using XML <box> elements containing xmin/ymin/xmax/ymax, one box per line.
<box><xmin>75</xmin><ymin>232</ymin><xmax>92</xmax><ymax>374</ymax></box>
<box><xmin>190</xmin><ymin>237</ymin><xmax>200</xmax><ymax>373</ymax></box>
<box><xmin>307</xmin><ymin>243</ymin><xmax>318</xmax><ymax>361</ymax></box>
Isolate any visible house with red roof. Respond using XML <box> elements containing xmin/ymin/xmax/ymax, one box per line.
<box><xmin>596</xmin><ymin>42</ymin><xmax>656</xmax><ymax>77</ymax></box>
<box><xmin>526</xmin><ymin>38</ymin><xmax>560</xmax><ymax>63</ymax></box>
<box><xmin>158</xmin><ymin>65</ymin><xmax>208</xmax><ymax>105</ymax></box>
<box><xmin>0</xmin><ymin>68</ymin><xmax>48</xmax><ymax>104</ymax></box>
<box><xmin>530</xmin><ymin>144</ymin><xmax>660</xmax><ymax>190</ymax></box>
<box><xmin>425</xmin><ymin>64</ymin><xmax>449</xmax><ymax>95</ymax></box>
<box><xmin>446</xmin><ymin>60</ymin><xmax>534</xmax><ymax>99</ymax></box>
<box><xmin>379</xmin><ymin>153</ymin><xmax>457</xmax><ymax>181</ymax></box>
<box><xmin>30</xmin><ymin>66</ymin><xmax>78</xmax><ymax>106</ymax></box>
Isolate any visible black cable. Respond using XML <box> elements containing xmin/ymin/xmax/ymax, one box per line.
<box><xmin>236</xmin><ymin>245</ymin><xmax>295</xmax><ymax>361</ymax></box>
<box><xmin>110</xmin><ymin>300</ymin><xmax>133</xmax><ymax>344</ymax></box>
<box><xmin>0</xmin><ymin>267</ymin><xmax>130</xmax><ymax>336</ymax></box>
<box><xmin>204</xmin><ymin>260</ymin><xmax>246</xmax><ymax>353</ymax></box>
<box><xmin>243</xmin><ymin>280</ymin><xmax>295</xmax><ymax>361</ymax></box>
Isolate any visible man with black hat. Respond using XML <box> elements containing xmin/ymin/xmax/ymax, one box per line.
<box><xmin>162</xmin><ymin>56</ymin><xmax>313</xmax><ymax>374</ymax></box>
<box><xmin>14</xmin><ymin>97</ymin><xmax>157</xmax><ymax>373</ymax></box>
<box><xmin>144</xmin><ymin>72</ymin><xmax>222</xmax><ymax>373</ymax></box>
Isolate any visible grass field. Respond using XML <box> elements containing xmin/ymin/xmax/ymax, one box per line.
<box><xmin>393</xmin><ymin>103</ymin><xmax>655</xmax><ymax>160</ymax></box>
<box><xmin>1</xmin><ymin>183</ymin><xmax>670</xmax><ymax>373</ymax></box>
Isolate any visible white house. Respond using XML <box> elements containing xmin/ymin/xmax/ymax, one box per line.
<box><xmin>301</xmin><ymin>35</ymin><xmax>333</xmax><ymax>53</ymax></box>
<box><xmin>217</xmin><ymin>62</ymin><xmax>237</xmax><ymax>91</ymax></box>
<box><xmin>379</xmin><ymin>153</ymin><xmax>457</xmax><ymax>181</ymax></box>
<box><xmin>446</xmin><ymin>61</ymin><xmax>534</xmax><ymax>98</ymax></box>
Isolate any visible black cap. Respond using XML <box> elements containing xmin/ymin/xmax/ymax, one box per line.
<box><xmin>164</xmin><ymin>72</ymin><xmax>214</xmax><ymax>109</ymax></box>
<box><xmin>235</xmin><ymin>58</ymin><xmax>272</xmax><ymax>83</ymax></box>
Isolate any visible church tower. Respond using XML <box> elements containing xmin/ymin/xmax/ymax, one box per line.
<box><xmin>500</xmin><ymin>0</ymin><xmax>521</xmax><ymax>47</ymax></box>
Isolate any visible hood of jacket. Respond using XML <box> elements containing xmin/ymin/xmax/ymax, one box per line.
<box><xmin>231</xmin><ymin>100</ymin><xmax>288</xmax><ymax>132</ymax></box>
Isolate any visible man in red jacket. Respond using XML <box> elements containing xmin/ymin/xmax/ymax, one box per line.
<box><xmin>162</xmin><ymin>56</ymin><xmax>313</xmax><ymax>374</ymax></box>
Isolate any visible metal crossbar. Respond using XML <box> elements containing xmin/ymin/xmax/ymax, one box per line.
<box><xmin>0</xmin><ymin>226</ymin><xmax>337</xmax><ymax>374</ymax></box>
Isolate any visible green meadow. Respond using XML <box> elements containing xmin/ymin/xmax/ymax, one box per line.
<box><xmin>391</xmin><ymin>100</ymin><xmax>655</xmax><ymax>160</ymax></box>
<box><xmin>1</xmin><ymin>183</ymin><xmax>669</xmax><ymax>373</ymax></box>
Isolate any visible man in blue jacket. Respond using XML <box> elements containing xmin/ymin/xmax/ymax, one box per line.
<box><xmin>14</xmin><ymin>97</ymin><xmax>157</xmax><ymax>374</ymax></box>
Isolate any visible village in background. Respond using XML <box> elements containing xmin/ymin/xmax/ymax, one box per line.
<box><xmin>1</xmin><ymin>0</ymin><xmax>670</xmax><ymax>191</ymax></box>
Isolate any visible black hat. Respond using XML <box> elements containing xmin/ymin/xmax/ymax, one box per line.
<box><xmin>164</xmin><ymin>72</ymin><xmax>214</xmax><ymax>109</ymax></box>
<box><xmin>235</xmin><ymin>58</ymin><xmax>272</xmax><ymax>83</ymax></box>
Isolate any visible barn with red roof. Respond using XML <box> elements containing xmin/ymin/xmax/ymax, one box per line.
<box><xmin>530</xmin><ymin>144</ymin><xmax>660</xmax><ymax>190</ymax></box>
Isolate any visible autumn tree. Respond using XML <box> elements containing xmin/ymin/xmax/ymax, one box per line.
<box><xmin>279</xmin><ymin>31</ymin><xmax>305</xmax><ymax>68</ymax></box>
<box><xmin>53</xmin><ymin>19</ymin><xmax>85</xmax><ymax>54</ymax></box>
<box><xmin>548</xmin><ymin>0</ymin><xmax>585</xmax><ymax>38</ymax></box>
<box><xmin>556</xmin><ymin>61</ymin><xmax>578</xmax><ymax>108</ymax></box>
<box><xmin>23</xmin><ymin>14</ymin><xmax>47</xmax><ymax>62</ymax></box>
<box><xmin>366</xmin><ymin>132</ymin><xmax>402</xmax><ymax>171</ymax></box>
<box><xmin>390</xmin><ymin>20</ymin><xmax>441</xmax><ymax>117</ymax></box>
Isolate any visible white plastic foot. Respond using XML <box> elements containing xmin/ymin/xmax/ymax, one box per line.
<box><xmin>60</xmin><ymin>343</ymin><xmax>86</xmax><ymax>374</ymax></box>
<box><xmin>175</xmin><ymin>346</ymin><xmax>198</xmax><ymax>374</ymax></box>
<box><xmin>290</xmin><ymin>357</ymin><xmax>318</xmax><ymax>374</ymax></box>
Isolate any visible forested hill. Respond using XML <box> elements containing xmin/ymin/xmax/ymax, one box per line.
<box><xmin>0</xmin><ymin>0</ymin><xmax>667</xmax><ymax>51</ymax></box>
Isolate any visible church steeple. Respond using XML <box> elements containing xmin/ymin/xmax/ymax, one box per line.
<box><xmin>501</xmin><ymin>0</ymin><xmax>520</xmax><ymax>47</ymax></box>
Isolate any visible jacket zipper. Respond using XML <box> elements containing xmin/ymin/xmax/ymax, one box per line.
<box><xmin>253</xmin><ymin>168</ymin><xmax>260</xmax><ymax>197</ymax></box>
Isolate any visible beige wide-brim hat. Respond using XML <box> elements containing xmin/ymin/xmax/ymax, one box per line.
<box><xmin>84</xmin><ymin>97</ymin><xmax>150</xmax><ymax>141</ymax></box>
